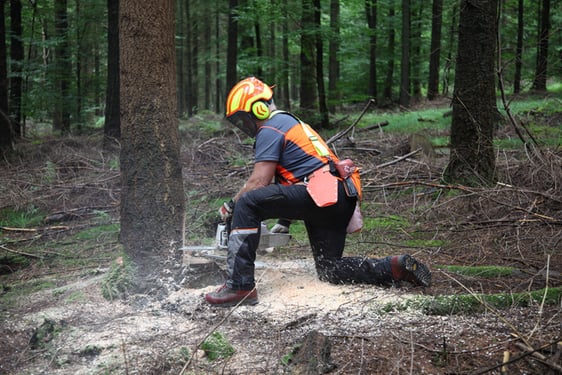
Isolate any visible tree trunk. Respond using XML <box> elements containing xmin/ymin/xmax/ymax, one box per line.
<box><xmin>383</xmin><ymin>0</ymin><xmax>396</xmax><ymax>103</ymax></box>
<box><xmin>513</xmin><ymin>0</ymin><xmax>523</xmax><ymax>94</ymax></box>
<box><xmin>427</xmin><ymin>0</ymin><xmax>442</xmax><ymax>100</ymax></box>
<box><xmin>328</xmin><ymin>0</ymin><xmax>340</xmax><ymax>113</ymax></box>
<box><xmin>300</xmin><ymin>0</ymin><xmax>317</xmax><ymax>117</ymax></box>
<box><xmin>280</xmin><ymin>0</ymin><xmax>291</xmax><ymax>110</ymax></box>
<box><xmin>444</xmin><ymin>0</ymin><xmax>498</xmax><ymax>186</ymax></box>
<box><xmin>365</xmin><ymin>0</ymin><xmax>377</xmax><ymax>100</ymax></box>
<box><xmin>119</xmin><ymin>0</ymin><xmax>186</xmax><ymax>292</ymax></box>
<box><xmin>314</xmin><ymin>0</ymin><xmax>329</xmax><ymax>128</ymax></box>
<box><xmin>9</xmin><ymin>0</ymin><xmax>23</xmax><ymax>136</ymax></box>
<box><xmin>226</xmin><ymin>0</ymin><xmax>239</xmax><ymax>92</ymax></box>
<box><xmin>0</xmin><ymin>0</ymin><xmax>12</xmax><ymax>150</ymax></box>
<box><xmin>104</xmin><ymin>0</ymin><xmax>120</xmax><ymax>142</ymax></box>
<box><xmin>531</xmin><ymin>0</ymin><xmax>550</xmax><ymax>91</ymax></box>
<box><xmin>53</xmin><ymin>0</ymin><xmax>71</xmax><ymax>134</ymax></box>
<box><xmin>399</xmin><ymin>0</ymin><xmax>410</xmax><ymax>107</ymax></box>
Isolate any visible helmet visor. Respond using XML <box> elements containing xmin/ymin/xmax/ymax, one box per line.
<box><xmin>227</xmin><ymin>112</ymin><xmax>259</xmax><ymax>138</ymax></box>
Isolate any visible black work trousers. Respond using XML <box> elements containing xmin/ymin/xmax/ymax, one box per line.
<box><xmin>226</xmin><ymin>181</ymin><xmax>394</xmax><ymax>290</ymax></box>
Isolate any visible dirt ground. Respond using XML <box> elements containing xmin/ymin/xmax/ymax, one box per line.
<box><xmin>1</xmin><ymin>113</ymin><xmax>561</xmax><ymax>374</ymax></box>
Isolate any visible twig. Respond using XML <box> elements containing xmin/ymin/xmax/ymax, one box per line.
<box><xmin>0</xmin><ymin>244</ymin><xmax>43</xmax><ymax>259</ymax></box>
<box><xmin>326</xmin><ymin>99</ymin><xmax>376</xmax><ymax>145</ymax></box>
<box><xmin>472</xmin><ymin>339</ymin><xmax>562</xmax><ymax>375</ymax></box>
<box><xmin>361</xmin><ymin>148</ymin><xmax>422</xmax><ymax>173</ymax></box>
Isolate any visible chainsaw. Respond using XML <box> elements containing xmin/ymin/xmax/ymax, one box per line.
<box><xmin>181</xmin><ymin>219</ymin><xmax>291</xmax><ymax>262</ymax></box>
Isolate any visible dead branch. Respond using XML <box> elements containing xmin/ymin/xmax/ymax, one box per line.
<box><xmin>326</xmin><ymin>99</ymin><xmax>375</xmax><ymax>145</ymax></box>
<box><xmin>0</xmin><ymin>245</ymin><xmax>43</xmax><ymax>259</ymax></box>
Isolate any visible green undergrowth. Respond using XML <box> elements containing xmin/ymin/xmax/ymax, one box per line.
<box><xmin>200</xmin><ymin>331</ymin><xmax>235</xmax><ymax>361</ymax></box>
<box><xmin>379</xmin><ymin>287</ymin><xmax>562</xmax><ymax>316</ymax></box>
<box><xmin>101</xmin><ymin>251</ymin><xmax>135</xmax><ymax>300</ymax></box>
<box><xmin>437</xmin><ymin>264</ymin><xmax>517</xmax><ymax>277</ymax></box>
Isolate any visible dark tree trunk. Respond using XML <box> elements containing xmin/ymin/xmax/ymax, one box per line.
<box><xmin>444</xmin><ymin>0</ymin><xmax>498</xmax><ymax>186</ymax></box>
<box><xmin>411</xmin><ymin>2</ymin><xmax>424</xmax><ymax>99</ymax></box>
<box><xmin>314</xmin><ymin>0</ymin><xmax>329</xmax><ymax>128</ymax></box>
<box><xmin>226</xmin><ymin>0</ymin><xmax>239</xmax><ymax>92</ymax></box>
<box><xmin>9</xmin><ymin>0</ymin><xmax>22</xmax><ymax>136</ymax></box>
<box><xmin>119</xmin><ymin>0</ymin><xmax>186</xmax><ymax>292</ymax></box>
<box><xmin>365</xmin><ymin>0</ymin><xmax>377</xmax><ymax>99</ymax></box>
<box><xmin>383</xmin><ymin>0</ymin><xmax>396</xmax><ymax>103</ymax></box>
<box><xmin>300</xmin><ymin>0</ymin><xmax>317</xmax><ymax>116</ymax></box>
<box><xmin>328</xmin><ymin>0</ymin><xmax>340</xmax><ymax>113</ymax></box>
<box><xmin>0</xmin><ymin>0</ymin><xmax>12</xmax><ymax>150</ymax></box>
<box><xmin>399</xmin><ymin>0</ymin><xmax>410</xmax><ymax>107</ymax></box>
<box><xmin>427</xmin><ymin>0</ymin><xmax>442</xmax><ymax>100</ymax></box>
<box><xmin>53</xmin><ymin>0</ymin><xmax>71</xmax><ymax>134</ymax></box>
<box><xmin>280</xmin><ymin>0</ymin><xmax>291</xmax><ymax>110</ymax></box>
<box><xmin>104</xmin><ymin>0</ymin><xmax>120</xmax><ymax>142</ymax></box>
<box><xmin>532</xmin><ymin>0</ymin><xmax>550</xmax><ymax>91</ymax></box>
<box><xmin>513</xmin><ymin>0</ymin><xmax>523</xmax><ymax>94</ymax></box>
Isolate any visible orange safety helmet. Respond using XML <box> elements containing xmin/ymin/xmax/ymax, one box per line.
<box><xmin>225</xmin><ymin>77</ymin><xmax>274</xmax><ymax>137</ymax></box>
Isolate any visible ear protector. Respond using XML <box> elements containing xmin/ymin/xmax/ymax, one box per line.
<box><xmin>251</xmin><ymin>101</ymin><xmax>270</xmax><ymax>120</ymax></box>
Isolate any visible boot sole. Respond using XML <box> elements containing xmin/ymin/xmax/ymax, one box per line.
<box><xmin>402</xmin><ymin>255</ymin><xmax>432</xmax><ymax>287</ymax></box>
<box><xmin>210</xmin><ymin>297</ymin><xmax>259</xmax><ymax>307</ymax></box>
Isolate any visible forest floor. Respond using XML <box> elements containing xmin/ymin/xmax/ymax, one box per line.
<box><xmin>0</xmin><ymin>107</ymin><xmax>561</xmax><ymax>374</ymax></box>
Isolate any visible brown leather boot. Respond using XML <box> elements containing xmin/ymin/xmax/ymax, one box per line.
<box><xmin>205</xmin><ymin>284</ymin><xmax>258</xmax><ymax>307</ymax></box>
<box><xmin>390</xmin><ymin>255</ymin><xmax>431</xmax><ymax>287</ymax></box>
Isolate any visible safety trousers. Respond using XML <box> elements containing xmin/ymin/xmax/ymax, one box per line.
<box><xmin>226</xmin><ymin>181</ymin><xmax>395</xmax><ymax>290</ymax></box>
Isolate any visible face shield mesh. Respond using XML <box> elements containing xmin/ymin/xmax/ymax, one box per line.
<box><xmin>227</xmin><ymin>112</ymin><xmax>259</xmax><ymax>138</ymax></box>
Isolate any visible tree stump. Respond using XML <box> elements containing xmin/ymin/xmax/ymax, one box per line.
<box><xmin>289</xmin><ymin>330</ymin><xmax>335</xmax><ymax>374</ymax></box>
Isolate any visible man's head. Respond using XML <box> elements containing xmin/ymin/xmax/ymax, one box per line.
<box><xmin>225</xmin><ymin>77</ymin><xmax>274</xmax><ymax>137</ymax></box>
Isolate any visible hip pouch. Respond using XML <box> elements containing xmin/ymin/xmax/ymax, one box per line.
<box><xmin>306</xmin><ymin>165</ymin><xmax>339</xmax><ymax>207</ymax></box>
<box><xmin>335</xmin><ymin>159</ymin><xmax>362</xmax><ymax>200</ymax></box>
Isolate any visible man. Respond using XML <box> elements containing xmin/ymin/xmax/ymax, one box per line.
<box><xmin>205</xmin><ymin>77</ymin><xmax>431</xmax><ymax>307</ymax></box>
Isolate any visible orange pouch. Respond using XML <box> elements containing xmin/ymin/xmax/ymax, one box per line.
<box><xmin>306</xmin><ymin>166</ymin><xmax>339</xmax><ymax>207</ymax></box>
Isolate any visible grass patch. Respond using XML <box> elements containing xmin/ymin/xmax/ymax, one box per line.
<box><xmin>0</xmin><ymin>206</ymin><xmax>45</xmax><ymax>229</ymax></box>
<box><xmin>73</xmin><ymin>223</ymin><xmax>120</xmax><ymax>241</ymax></box>
<box><xmin>379</xmin><ymin>287</ymin><xmax>562</xmax><ymax>316</ymax></box>
<box><xmin>364</xmin><ymin>215</ymin><xmax>410</xmax><ymax>231</ymax></box>
<box><xmin>101</xmin><ymin>253</ymin><xmax>135</xmax><ymax>300</ymax></box>
<box><xmin>437</xmin><ymin>264</ymin><xmax>517</xmax><ymax>277</ymax></box>
<box><xmin>200</xmin><ymin>331</ymin><xmax>235</xmax><ymax>361</ymax></box>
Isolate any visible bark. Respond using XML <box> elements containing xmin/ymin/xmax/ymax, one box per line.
<box><xmin>119</xmin><ymin>0</ymin><xmax>186</xmax><ymax>292</ymax></box>
<box><xmin>53</xmin><ymin>0</ymin><xmax>71</xmax><ymax>134</ymax></box>
<box><xmin>531</xmin><ymin>0</ymin><xmax>550</xmax><ymax>91</ymax></box>
<box><xmin>328</xmin><ymin>0</ymin><xmax>340</xmax><ymax>113</ymax></box>
<box><xmin>314</xmin><ymin>0</ymin><xmax>329</xmax><ymax>128</ymax></box>
<box><xmin>427</xmin><ymin>0</ymin><xmax>442</xmax><ymax>100</ymax></box>
<box><xmin>365</xmin><ymin>0</ymin><xmax>377</xmax><ymax>99</ymax></box>
<box><xmin>383</xmin><ymin>0</ymin><xmax>396</xmax><ymax>103</ymax></box>
<box><xmin>399</xmin><ymin>0</ymin><xmax>410</xmax><ymax>107</ymax></box>
<box><xmin>9</xmin><ymin>0</ymin><xmax>23</xmax><ymax>136</ymax></box>
<box><xmin>300</xmin><ymin>0</ymin><xmax>317</xmax><ymax>116</ymax></box>
<box><xmin>104</xmin><ymin>0</ymin><xmax>120</xmax><ymax>142</ymax></box>
<box><xmin>444</xmin><ymin>0</ymin><xmax>498</xmax><ymax>186</ymax></box>
<box><xmin>226</xmin><ymin>0</ymin><xmax>239</xmax><ymax>92</ymax></box>
<box><xmin>513</xmin><ymin>0</ymin><xmax>523</xmax><ymax>94</ymax></box>
<box><xmin>0</xmin><ymin>0</ymin><xmax>12</xmax><ymax>150</ymax></box>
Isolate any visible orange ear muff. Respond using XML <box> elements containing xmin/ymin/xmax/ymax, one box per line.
<box><xmin>251</xmin><ymin>101</ymin><xmax>270</xmax><ymax>120</ymax></box>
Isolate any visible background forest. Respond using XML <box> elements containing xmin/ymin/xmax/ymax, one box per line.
<box><xmin>0</xmin><ymin>0</ymin><xmax>561</xmax><ymax>142</ymax></box>
<box><xmin>1</xmin><ymin>1</ymin><xmax>562</xmax><ymax>373</ymax></box>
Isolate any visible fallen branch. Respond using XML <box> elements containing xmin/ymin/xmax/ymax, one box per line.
<box><xmin>0</xmin><ymin>244</ymin><xmax>43</xmax><ymax>259</ymax></box>
<box><xmin>326</xmin><ymin>99</ymin><xmax>375</xmax><ymax>145</ymax></box>
<box><xmin>361</xmin><ymin>148</ymin><xmax>422</xmax><ymax>173</ymax></box>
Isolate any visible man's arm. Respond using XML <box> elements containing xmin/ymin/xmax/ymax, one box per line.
<box><xmin>234</xmin><ymin>161</ymin><xmax>277</xmax><ymax>202</ymax></box>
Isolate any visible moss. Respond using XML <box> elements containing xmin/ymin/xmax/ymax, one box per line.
<box><xmin>200</xmin><ymin>331</ymin><xmax>235</xmax><ymax>361</ymax></box>
<box><xmin>436</xmin><ymin>264</ymin><xmax>517</xmax><ymax>277</ymax></box>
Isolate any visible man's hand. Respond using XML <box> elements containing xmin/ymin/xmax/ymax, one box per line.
<box><xmin>218</xmin><ymin>200</ymin><xmax>235</xmax><ymax>221</ymax></box>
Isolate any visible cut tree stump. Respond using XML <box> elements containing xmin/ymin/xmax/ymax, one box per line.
<box><xmin>289</xmin><ymin>330</ymin><xmax>336</xmax><ymax>374</ymax></box>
